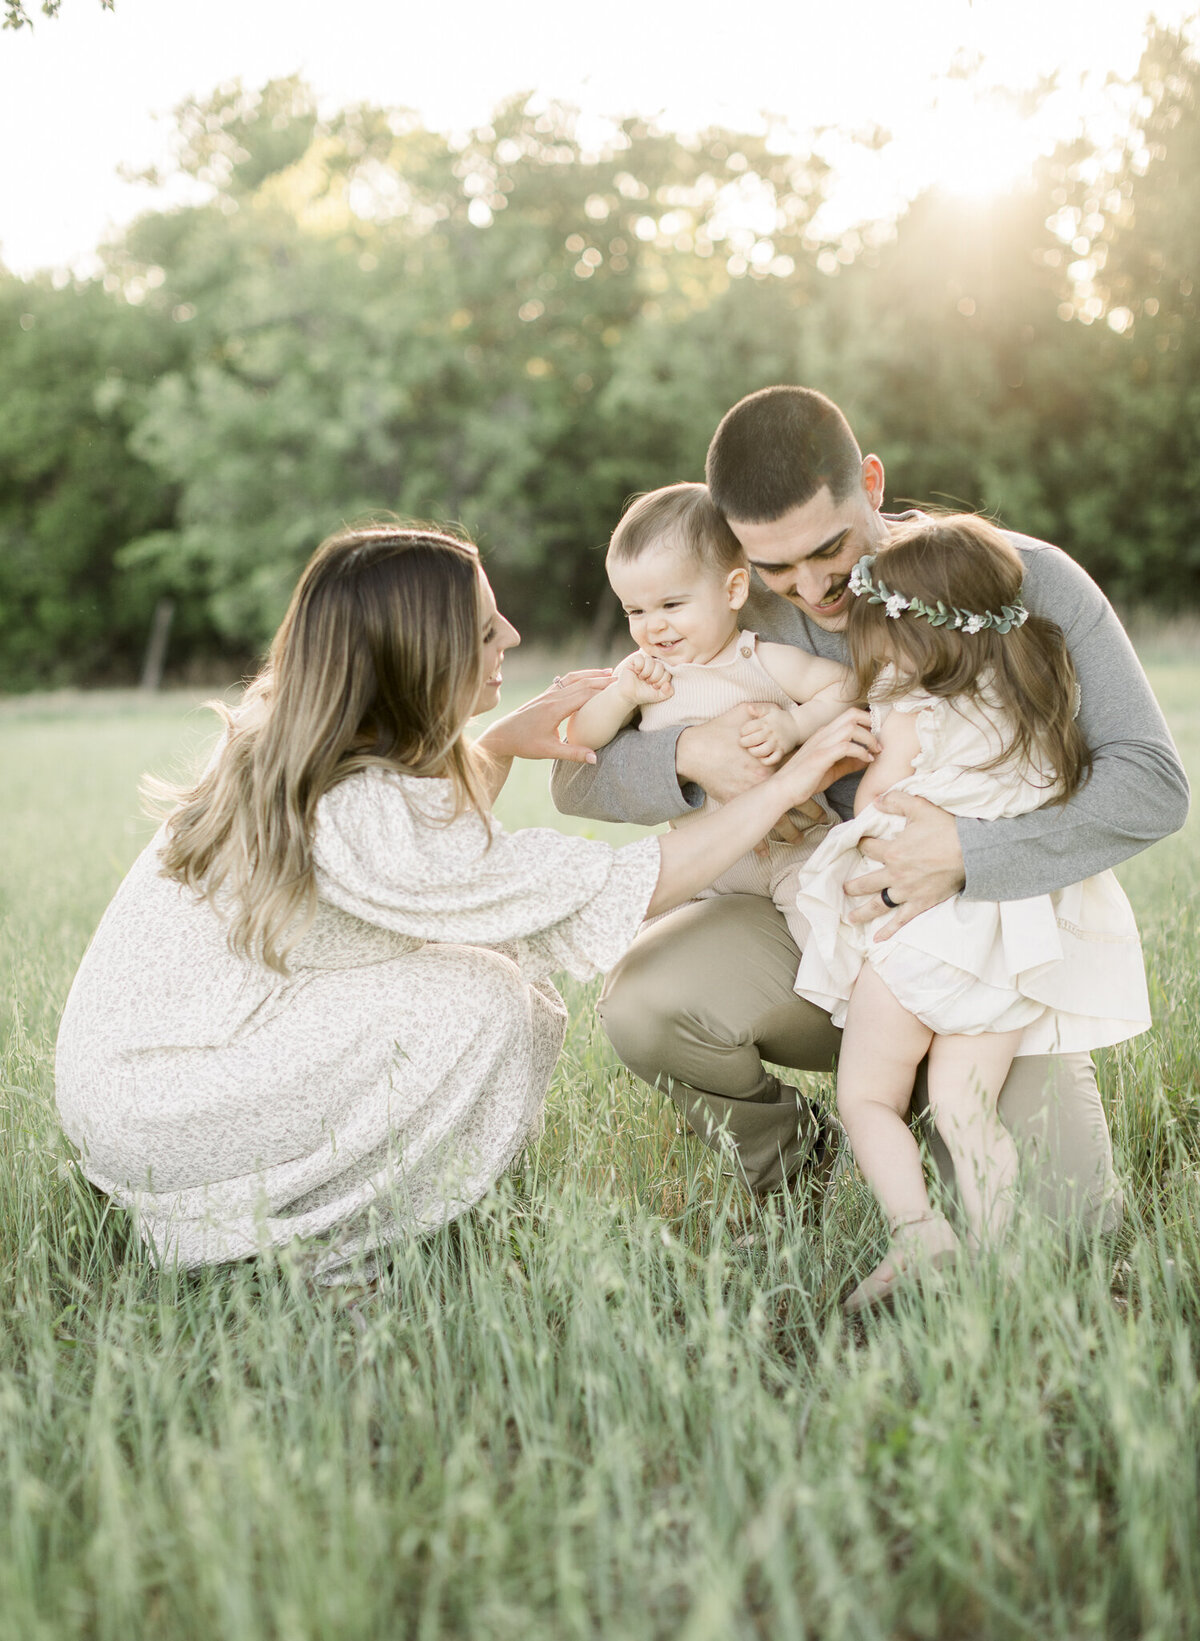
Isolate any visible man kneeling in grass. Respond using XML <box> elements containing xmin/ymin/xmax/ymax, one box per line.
<box><xmin>553</xmin><ymin>385</ymin><xmax>1189</xmax><ymax>1230</ymax></box>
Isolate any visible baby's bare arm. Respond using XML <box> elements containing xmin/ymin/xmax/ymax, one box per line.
<box><xmin>566</xmin><ymin>652</ymin><xmax>673</xmax><ymax>749</ymax></box>
<box><xmin>565</xmin><ymin>680</ymin><xmax>639</xmax><ymax>751</ymax></box>
<box><xmin>739</xmin><ymin>644</ymin><xmax>858</xmax><ymax>763</ymax></box>
<box><xmin>757</xmin><ymin>643</ymin><xmax>857</xmax><ymax>711</ymax></box>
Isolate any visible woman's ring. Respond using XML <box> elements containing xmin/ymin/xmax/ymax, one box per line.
<box><xmin>880</xmin><ymin>887</ymin><xmax>898</xmax><ymax>909</ymax></box>
<box><xmin>553</xmin><ymin>676</ymin><xmax>565</xmax><ymax>688</ymax></box>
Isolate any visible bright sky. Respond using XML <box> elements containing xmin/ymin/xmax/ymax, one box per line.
<box><xmin>0</xmin><ymin>0</ymin><xmax>1190</xmax><ymax>276</ymax></box>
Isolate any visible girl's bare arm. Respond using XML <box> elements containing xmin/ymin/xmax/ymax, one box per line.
<box><xmin>852</xmin><ymin>708</ymin><xmax>920</xmax><ymax>815</ymax></box>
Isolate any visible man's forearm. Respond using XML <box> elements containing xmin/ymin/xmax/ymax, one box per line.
<box><xmin>550</xmin><ymin>723</ymin><xmax>700</xmax><ymax>826</ymax></box>
<box><xmin>959</xmin><ymin>736</ymin><xmax>1188</xmax><ymax>899</ymax></box>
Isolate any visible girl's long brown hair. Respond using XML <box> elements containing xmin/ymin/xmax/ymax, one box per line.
<box><xmin>151</xmin><ymin>523</ymin><xmax>491</xmax><ymax>972</ymax></box>
<box><xmin>846</xmin><ymin>515</ymin><xmax>1091</xmax><ymax>801</ymax></box>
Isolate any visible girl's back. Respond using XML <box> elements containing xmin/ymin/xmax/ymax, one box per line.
<box><xmin>866</xmin><ymin>667</ymin><xmax>1061</xmax><ymax>823</ymax></box>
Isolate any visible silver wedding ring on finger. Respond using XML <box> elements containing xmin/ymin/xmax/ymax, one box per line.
<box><xmin>880</xmin><ymin>887</ymin><xmax>898</xmax><ymax>909</ymax></box>
<box><xmin>553</xmin><ymin>676</ymin><xmax>565</xmax><ymax>687</ymax></box>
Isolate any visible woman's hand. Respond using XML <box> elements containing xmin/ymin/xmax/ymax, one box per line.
<box><xmin>476</xmin><ymin>670</ymin><xmax>613</xmax><ymax>765</ymax></box>
<box><xmin>773</xmin><ymin>708</ymin><xmax>878</xmax><ymax>805</ymax></box>
<box><xmin>647</xmin><ymin>708</ymin><xmax>877</xmax><ymax>920</ymax></box>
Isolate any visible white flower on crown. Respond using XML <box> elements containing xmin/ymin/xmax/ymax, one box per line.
<box><xmin>885</xmin><ymin>592</ymin><xmax>909</xmax><ymax>619</ymax></box>
<box><xmin>849</xmin><ymin>561</ymin><xmax>871</xmax><ymax>596</ymax></box>
<box><xmin>964</xmin><ymin>614</ymin><xmax>986</xmax><ymax>634</ymax></box>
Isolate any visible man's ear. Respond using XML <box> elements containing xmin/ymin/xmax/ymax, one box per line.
<box><xmin>862</xmin><ymin>454</ymin><xmax>886</xmax><ymax>511</ymax></box>
<box><xmin>727</xmin><ymin>566</ymin><xmax>750</xmax><ymax>610</ymax></box>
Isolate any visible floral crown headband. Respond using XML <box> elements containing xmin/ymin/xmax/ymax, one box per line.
<box><xmin>848</xmin><ymin>554</ymin><xmax>1029</xmax><ymax>635</ymax></box>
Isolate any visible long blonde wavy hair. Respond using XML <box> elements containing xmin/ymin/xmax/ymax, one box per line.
<box><xmin>154</xmin><ymin>523</ymin><xmax>491</xmax><ymax>972</ymax></box>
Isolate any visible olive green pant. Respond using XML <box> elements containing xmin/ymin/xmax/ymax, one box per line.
<box><xmin>599</xmin><ymin>893</ymin><xmax>1123</xmax><ymax>1233</ymax></box>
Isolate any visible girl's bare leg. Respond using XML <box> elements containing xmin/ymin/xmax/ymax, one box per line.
<box><xmin>837</xmin><ymin>966</ymin><xmax>959</xmax><ymax>1311</ymax></box>
<box><xmin>837</xmin><ymin>965</ymin><xmax>932</xmax><ymax>1221</ymax></box>
<box><xmin>925</xmin><ymin>1030</ymin><xmax>1022</xmax><ymax>1248</ymax></box>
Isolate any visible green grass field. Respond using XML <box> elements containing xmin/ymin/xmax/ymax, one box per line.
<box><xmin>1</xmin><ymin>659</ymin><xmax>1197</xmax><ymax>1641</ymax></box>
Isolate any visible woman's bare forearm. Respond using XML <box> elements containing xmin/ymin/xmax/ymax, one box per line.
<box><xmin>477</xmin><ymin>750</ymin><xmax>513</xmax><ymax>804</ymax></box>
<box><xmin>646</xmin><ymin>782</ymin><xmax>797</xmax><ymax>916</ymax></box>
<box><xmin>646</xmin><ymin>709</ymin><xmax>878</xmax><ymax>916</ymax></box>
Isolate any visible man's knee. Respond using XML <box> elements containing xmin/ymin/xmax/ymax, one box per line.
<box><xmin>1000</xmin><ymin>1052</ymin><xmax>1122</xmax><ymax>1233</ymax></box>
<box><xmin>597</xmin><ymin>936</ymin><xmax>683</xmax><ymax>1087</ymax></box>
<box><xmin>598</xmin><ymin>899</ymin><xmax>756</xmax><ymax>1080</ymax></box>
<box><xmin>599</xmin><ymin>895</ymin><xmax>842</xmax><ymax>1126</ymax></box>
<box><xmin>914</xmin><ymin>1051</ymin><xmax>1124</xmax><ymax>1234</ymax></box>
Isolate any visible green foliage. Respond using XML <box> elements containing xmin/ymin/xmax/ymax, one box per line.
<box><xmin>1002</xmin><ymin>23</ymin><xmax>1200</xmax><ymax>601</ymax></box>
<box><xmin>113</xmin><ymin>87</ymin><xmax>834</xmax><ymax>651</ymax></box>
<box><xmin>2</xmin><ymin>25</ymin><xmax>1199</xmax><ymax>687</ymax></box>
<box><xmin>0</xmin><ymin>277</ymin><xmax>181</xmax><ymax>688</ymax></box>
<box><xmin>3</xmin><ymin>0</ymin><xmax>112</xmax><ymax>29</ymax></box>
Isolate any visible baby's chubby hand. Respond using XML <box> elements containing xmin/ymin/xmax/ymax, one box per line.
<box><xmin>615</xmin><ymin>650</ymin><xmax>674</xmax><ymax>706</ymax></box>
<box><xmin>738</xmin><ymin>703</ymin><xmax>799</xmax><ymax>766</ymax></box>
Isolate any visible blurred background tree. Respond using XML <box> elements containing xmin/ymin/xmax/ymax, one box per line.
<box><xmin>3</xmin><ymin>0</ymin><xmax>112</xmax><ymax>29</ymax></box>
<box><xmin>1</xmin><ymin>21</ymin><xmax>1196</xmax><ymax>689</ymax></box>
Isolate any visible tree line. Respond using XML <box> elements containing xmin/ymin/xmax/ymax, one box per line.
<box><xmin>0</xmin><ymin>24</ymin><xmax>1196</xmax><ymax>689</ymax></box>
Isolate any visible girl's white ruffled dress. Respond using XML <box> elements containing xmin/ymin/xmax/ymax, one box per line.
<box><xmin>793</xmin><ymin>677</ymin><xmax>1151</xmax><ymax>1055</ymax></box>
<box><xmin>55</xmin><ymin>769</ymin><xmax>661</xmax><ymax>1271</ymax></box>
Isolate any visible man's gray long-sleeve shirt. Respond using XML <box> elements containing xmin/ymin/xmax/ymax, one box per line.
<box><xmin>550</xmin><ymin>531</ymin><xmax>1190</xmax><ymax>902</ymax></box>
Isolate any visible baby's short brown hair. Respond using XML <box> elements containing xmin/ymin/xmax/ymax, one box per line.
<box><xmin>608</xmin><ymin>482</ymin><xmax>747</xmax><ymax>575</ymax></box>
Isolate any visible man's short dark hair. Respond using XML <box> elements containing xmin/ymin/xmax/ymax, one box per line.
<box><xmin>705</xmin><ymin>386</ymin><xmax>864</xmax><ymax>522</ymax></box>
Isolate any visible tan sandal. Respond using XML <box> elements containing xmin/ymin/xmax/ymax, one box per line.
<box><xmin>842</xmin><ymin>1211</ymin><xmax>960</xmax><ymax>1316</ymax></box>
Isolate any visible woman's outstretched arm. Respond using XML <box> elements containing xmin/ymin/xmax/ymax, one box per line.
<box><xmin>474</xmin><ymin>671</ymin><xmax>612</xmax><ymax>802</ymax></box>
<box><xmin>646</xmin><ymin>709</ymin><xmax>877</xmax><ymax>917</ymax></box>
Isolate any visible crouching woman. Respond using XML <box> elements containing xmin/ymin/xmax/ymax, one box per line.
<box><xmin>56</xmin><ymin>524</ymin><xmax>874</xmax><ymax>1273</ymax></box>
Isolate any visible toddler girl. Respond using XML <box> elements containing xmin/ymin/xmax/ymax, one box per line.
<box><xmin>792</xmin><ymin>515</ymin><xmax>1151</xmax><ymax>1312</ymax></box>
<box><xmin>568</xmin><ymin>483</ymin><xmax>857</xmax><ymax>945</ymax></box>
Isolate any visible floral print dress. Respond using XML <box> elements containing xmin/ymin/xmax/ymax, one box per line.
<box><xmin>56</xmin><ymin>768</ymin><xmax>661</xmax><ymax>1271</ymax></box>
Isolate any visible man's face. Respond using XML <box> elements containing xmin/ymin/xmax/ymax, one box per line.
<box><xmin>726</xmin><ymin>457</ymin><xmax>888</xmax><ymax>631</ymax></box>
